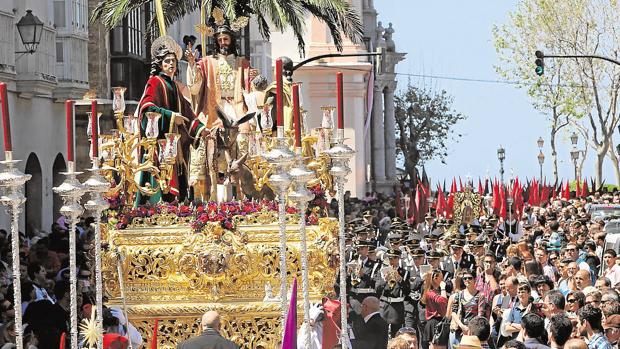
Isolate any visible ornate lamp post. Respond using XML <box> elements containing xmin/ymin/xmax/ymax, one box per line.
<box><xmin>570</xmin><ymin>148</ymin><xmax>579</xmax><ymax>181</ymax></box>
<box><xmin>538</xmin><ymin>151</ymin><xmax>545</xmax><ymax>181</ymax></box>
<box><xmin>497</xmin><ymin>146</ymin><xmax>505</xmax><ymax>183</ymax></box>
<box><xmin>15</xmin><ymin>10</ymin><xmax>44</xmax><ymax>55</ymax></box>
<box><xmin>537</xmin><ymin>136</ymin><xmax>545</xmax><ymax>180</ymax></box>
<box><xmin>570</xmin><ymin>132</ymin><xmax>579</xmax><ymax>180</ymax></box>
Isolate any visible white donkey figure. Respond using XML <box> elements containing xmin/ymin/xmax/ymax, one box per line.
<box><xmin>297</xmin><ymin>302</ymin><xmax>353</xmax><ymax>349</ymax></box>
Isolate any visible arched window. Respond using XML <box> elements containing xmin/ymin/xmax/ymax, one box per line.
<box><xmin>25</xmin><ymin>153</ymin><xmax>42</xmax><ymax>235</ymax></box>
<box><xmin>52</xmin><ymin>153</ymin><xmax>66</xmax><ymax>222</ymax></box>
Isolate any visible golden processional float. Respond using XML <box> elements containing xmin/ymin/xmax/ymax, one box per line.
<box><xmin>91</xmin><ymin>70</ymin><xmax>352</xmax><ymax>349</ymax></box>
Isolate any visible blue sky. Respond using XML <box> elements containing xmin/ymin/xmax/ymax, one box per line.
<box><xmin>375</xmin><ymin>0</ymin><xmax>616</xmax><ymax>185</ymax></box>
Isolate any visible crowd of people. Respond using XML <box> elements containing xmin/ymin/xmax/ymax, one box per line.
<box><xmin>0</xmin><ymin>216</ymin><xmax>142</xmax><ymax>349</ymax></box>
<box><xmin>0</xmin><ymin>186</ymin><xmax>619</xmax><ymax>349</ymax></box>
<box><xmin>337</xmin><ymin>189</ymin><xmax>620</xmax><ymax>349</ymax></box>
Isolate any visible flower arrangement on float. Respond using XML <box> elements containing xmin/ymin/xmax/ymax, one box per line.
<box><xmin>105</xmin><ymin>184</ymin><xmax>328</xmax><ymax>232</ymax></box>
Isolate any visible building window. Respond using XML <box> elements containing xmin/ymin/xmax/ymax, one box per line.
<box><xmin>127</xmin><ymin>7</ymin><xmax>144</xmax><ymax>57</ymax></box>
<box><xmin>72</xmin><ymin>0</ymin><xmax>86</xmax><ymax>29</ymax></box>
<box><xmin>54</xmin><ymin>0</ymin><xmax>66</xmax><ymax>28</ymax></box>
<box><xmin>56</xmin><ymin>42</ymin><xmax>64</xmax><ymax>62</ymax></box>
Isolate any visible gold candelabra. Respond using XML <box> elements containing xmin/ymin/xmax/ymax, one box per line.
<box><xmin>100</xmin><ymin>87</ymin><xmax>179</xmax><ymax>204</ymax></box>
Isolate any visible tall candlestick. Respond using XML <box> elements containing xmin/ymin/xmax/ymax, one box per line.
<box><xmin>292</xmin><ymin>84</ymin><xmax>301</xmax><ymax>148</ymax></box>
<box><xmin>90</xmin><ymin>100</ymin><xmax>98</xmax><ymax>158</ymax></box>
<box><xmin>276</xmin><ymin>59</ymin><xmax>284</xmax><ymax>127</ymax></box>
<box><xmin>0</xmin><ymin>83</ymin><xmax>12</xmax><ymax>152</ymax></box>
<box><xmin>337</xmin><ymin>72</ymin><xmax>344</xmax><ymax>129</ymax></box>
<box><xmin>65</xmin><ymin>100</ymin><xmax>75</xmax><ymax>162</ymax></box>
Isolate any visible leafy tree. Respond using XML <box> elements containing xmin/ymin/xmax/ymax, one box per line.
<box><xmin>493</xmin><ymin>0</ymin><xmax>586</xmax><ymax>183</ymax></box>
<box><xmin>91</xmin><ymin>0</ymin><xmax>364</xmax><ymax>56</ymax></box>
<box><xmin>494</xmin><ymin>0</ymin><xmax>620</xmax><ymax>185</ymax></box>
<box><xmin>394</xmin><ymin>84</ymin><xmax>466</xmax><ymax>183</ymax></box>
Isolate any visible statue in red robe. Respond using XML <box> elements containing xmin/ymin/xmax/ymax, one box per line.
<box><xmin>135</xmin><ymin>35</ymin><xmax>207</xmax><ymax>204</ymax></box>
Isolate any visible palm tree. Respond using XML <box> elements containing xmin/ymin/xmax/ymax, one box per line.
<box><xmin>91</xmin><ymin>0</ymin><xmax>364</xmax><ymax>56</ymax></box>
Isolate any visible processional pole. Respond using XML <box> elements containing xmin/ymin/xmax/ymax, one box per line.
<box><xmin>84</xmin><ymin>100</ymin><xmax>110</xmax><ymax>349</ymax></box>
<box><xmin>264</xmin><ymin>58</ymin><xmax>295</xmax><ymax>326</ymax></box>
<box><xmin>288</xmin><ymin>84</ymin><xmax>315</xmax><ymax>348</ymax></box>
<box><xmin>53</xmin><ymin>100</ymin><xmax>86</xmax><ymax>349</ymax></box>
<box><xmin>326</xmin><ymin>72</ymin><xmax>355</xmax><ymax>348</ymax></box>
<box><xmin>0</xmin><ymin>82</ymin><xmax>31</xmax><ymax>349</ymax></box>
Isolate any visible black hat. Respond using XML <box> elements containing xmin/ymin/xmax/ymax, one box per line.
<box><xmin>368</xmin><ymin>245</ymin><xmax>377</xmax><ymax>253</ymax></box>
<box><xmin>348</xmin><ymin>218</ymin><xmax>363</xmax><ymax>225</ymax></box>
<box><xmin>466</xmin><ymin>228</ymin><xmax>478</xmax><ymax>236</ymax></box>
<box><xmin>355</xmin><ymin>241</ymin><xmax>371</xmax><ymax>249</ymax></box>
<box><xmin>472</xmin><ymin>240</ymin><xmax>485</xmax><ymax>247</ymax></box>
<box><xmin>451</xmin><ymin>239</ymin><xmax>465</xmax><ymax>247</ymax></box>
<box><xmin>426</xmin><ymin>251</ymin><xmax>443</xmax><ymax>259</ymax></box>
<box><xmin>425</xmin><ymin>213</ymin><xmax>435</xmax><ymax>220</ymax></box>
<box><xmin>425</xmin><ymin>234</ymin><xmax>439</xmax><ymax>242</ymax></box>
<box><xmin>386</xmin><ymin>249</ymin><xmax>402</xmax><ymax>258</ymax></box>
<box><xmin>404</xmin><ymin>237</ymin><xmax>421</xmax><ymax>247</ymax></box>
<box><xmin>411</xmin><ymin>248</ymin><xmax>425</xmax><ymax>257</ymax></box>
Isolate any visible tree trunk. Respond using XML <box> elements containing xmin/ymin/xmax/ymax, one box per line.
<box><xmin>550</xmin><ymin>129</ymin><xmax>559</xmax><ymax>183</ymax></box>
<box><xmin>607</xmin><ymin>145</ymin><xmax>620</xmax><ymax>185</ymax></box>
<box><xmin>595</xmin><ymin>152</ymin><xmax>605</xmax><ymax>187</ymax></box>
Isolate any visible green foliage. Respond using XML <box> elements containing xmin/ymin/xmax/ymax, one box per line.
<box><xmin>90</xmin><ymin>0</ymin><xmax>364</xmax><ymax>57</ymax></box>
<box><xmin>394</xmin><ymin>84</ymin><xmax>466</xmax><ymax>178</ymax></box>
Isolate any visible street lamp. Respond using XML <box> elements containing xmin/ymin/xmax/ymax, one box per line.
<box><xmin>16</xmin><ymin>10</ymin><xmax>44</xmax><ymax>55</ymax></box>
<box><xmin>538</xmin><ymin>150</ymin><xmax>545</xmax><ymax>180</ymax></box>
<box><xmin>537</xmin><ymin>136</ymin><xmax>544</xmax><ymax>149</ymax></box>
<box><xmin>570</xmin><ymin>132</ymin><xmax>578</xmax><ymax>146</ymax></box>
<box><xmin>497</xmin><ymin>146</ymin><xmax>505</xmax><ymax>183</ymax></box>
<box><xmin>570</xmin><ymin>147</ymin><xmax>580</xmax><ymax>180</ymax></box>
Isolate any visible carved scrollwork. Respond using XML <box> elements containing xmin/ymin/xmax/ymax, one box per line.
<box><xmin>103</xmin><ymin>215</ymin><xmax>337</xmax><ymax>347</ymax></box>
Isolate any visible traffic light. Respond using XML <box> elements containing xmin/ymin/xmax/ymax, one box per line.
<box><xmin>535</xmin><ymin>50</ymin><xmax>544</xmax><ymax>76</ymax></box>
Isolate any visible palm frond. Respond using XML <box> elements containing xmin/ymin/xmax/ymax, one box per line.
<box><xmin>90</xmin><ymin>0</ymin><xmax>364</xmax><ymax>57</ymax></box>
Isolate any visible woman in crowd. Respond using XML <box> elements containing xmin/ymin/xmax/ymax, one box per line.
<box><xmin>447</xmin><ymin>270</ymin><xmax>490</xmax><ymax>349</ymax></box>
<box><xmin>566</xmin><ymin>291</ymin><xmax>585</xmax><ymax>317</ymax></box>
<box><xmin>421</xmin><ymin>270</ymin><xmax>449</xmax><ymax>349</ymax></box>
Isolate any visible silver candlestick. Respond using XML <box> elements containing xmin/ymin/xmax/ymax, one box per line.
<box><xmin>325</xmin><ymin>129</ymin><xmax>354</xmax><ymax>348</ymax></box>
<box><xmin>264</xmin><ymin>125</ymin><xmax>295</xmax><ymax>327</ymax></box>
<box><xmin>288</xmin><ymin>147</ymin><xmax>315</xmax><ymax>349</ymax></box>
<box><xmin>0</xmin><ymin>151</ymin><xmax>31</xmax><ymax>349</ymax></box>
<box><xmin>53</xmin><ymin>161</ymin><xmax>86</xmax><ymax>349</ymax></box>
<box><xmin>83</xmin><ymin>158</ymin><xmax>110</xmax><ymax>349</ymax></box>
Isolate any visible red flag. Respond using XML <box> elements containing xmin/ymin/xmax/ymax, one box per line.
<box><xmin>499</xmin><ymin>184</ymin><xmax>507</xmax><ymax>219</ymax></box>
<box><xmin>562</xmin><ymin>181</ymin><xmax>570</xmax><ymax>201</ymax></box>
<box><xmin>446</xmin><ymin>179</ymin><xmax>456</xmax><ymax>218</ymax></box>
<box><xmin>492</xmin><ymin>180</ymin><xmax>499</xmax><ymax>215</ymax></box>
<box><xmin>478</xmin><ymin>178</ymin><xmax>484</xmax><ymax>194</ymax></box>
<box><xmin>540</xmin><ymin>184</ymin><xmax>549</xmax><ymax>205</ymax></box>
<box><xmin>407</xmin><ymin>192</ymin><xmax>416</xmax><ymax>223</ymax></box>
<box><xmin>151</xmin><ymin>319</ymin><xmax>159</xmax><ymax>349</ymax></box>
<box><xmin>515</xmin><ymin>183</ymin><xmax>524</xmax><ymax>217</ymax></box>
<box><xmin>436</xmin><ymin>184</ymin><xmax>446</xmax><ymax>217</ymax></box>
<box><xmin>459</xmin><ymin>177</ymin><xmax>464</xmax><ymax>192</ymax></box>
<box><xmin>582</xmin><ymin>178</ymin><xmax>588</xmax><ymax>197</ymax></box>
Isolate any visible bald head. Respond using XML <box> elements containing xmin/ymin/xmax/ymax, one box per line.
<box><xmin>564</xmin><ymin>339</ymin><xmax>588</xmax><ymax>349</ymax></box>
<box><xmin>361</xmin><ymin>296</ymin><xmax>380</xmax><ymax>317</ymax></box>
<box><xmin>201</xmin><ymin>311</ymin><xmax>221</xmax><ymax>331</ymax></box>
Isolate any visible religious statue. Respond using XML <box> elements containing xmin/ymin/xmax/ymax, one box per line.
<box><xmin>135</xmin><ymin>35</ymin><xmax>208</xmax><ymax>204</ymax></box>
<box><xmin>262</xmin><ymin>57</ymin><xmax>295</xmax><ymax>132</ymax></box>
<box><xmin>186</xmin><ymin>8</ymin><xmax>253</xmax><ymax>201</ymax></box>
<box><xmin>384</xmin><ymin>22</ymin><xmax>395</xmax><ymax>52</ymax></box>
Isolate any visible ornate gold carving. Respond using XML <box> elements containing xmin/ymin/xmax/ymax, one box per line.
<box><xmin>452</xmin><ymin>187</ymin><xmax>483</xmax><ymax>230</ymax></box>
<box><xmin>103</xmin><ymin>215</ymin><xmax>338</xmax><ymax>348</ymax></box>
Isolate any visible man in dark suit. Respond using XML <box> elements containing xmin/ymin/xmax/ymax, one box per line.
<box><xmin>352</xmin><ymin>296</ymin><xmax>389</xmax><ymax>349</ymax></box>
<box><xmin>177</xmin><ymin>311</ymin><xmax>238</xmax><ymax>349</ymax></box>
